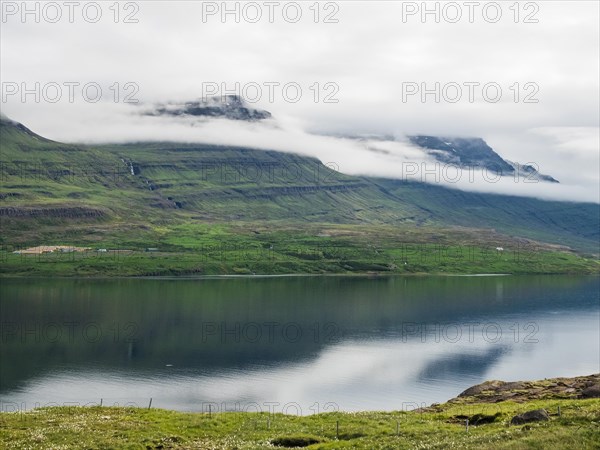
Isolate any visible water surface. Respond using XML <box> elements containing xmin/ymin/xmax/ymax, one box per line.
<box><xmin>1</xmin><ymin>275</ymin><xmax>598</xmax><ymax>413</ymax></box>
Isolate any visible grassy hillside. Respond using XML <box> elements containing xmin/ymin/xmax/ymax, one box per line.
<box><xmin>374</xmin><ymin>179</ymin><xmax>600</xmax><ymax>254</ymax></box>
<box><xmin>0</xmin><ymin>117</ymin><xmax>598</xmax><ymax>276</ymax></box>
<box><xmin>1</xmin><ymin>398</ymin><xmax>598</xmax><ymax>449</ymax></box>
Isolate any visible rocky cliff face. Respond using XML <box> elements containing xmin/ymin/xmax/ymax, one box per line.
<box><xmin>408</xmin><ymin>135</ymin><xmax>559</xmax><ymax>182</ymax></box>
<box><xmin>409</xmin><ymin>135</ymin><xmax>514</xmax><ymax>174</ymax></box>
<box><xmin>145</xmin><ymin>95</ymin><xmax>272</xmax><ymax>121</ymax></box>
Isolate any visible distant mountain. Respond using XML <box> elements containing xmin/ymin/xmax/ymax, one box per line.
<box><xmin>143</xmin><ymin>100</ymin><xmax>559</xmax><ymax>182</ymax></box>
<box><xmin>0</xmin><ymin>114</ymin><xmax>54</xmax><ymax>143</ymax></box>
<box><xmin>0</xmin><ymin>115</ymin><xmax>598</xmax><ymax>256</ymax></box>
<box><xmin>408</xmin><ymin>135</ymin><xmax>558</xmax><ymax>182</ymax></box>
<box><xmin>144</xmin><ymin>95</ymin><xmax>272</xmax><ymax>121</ymax></box>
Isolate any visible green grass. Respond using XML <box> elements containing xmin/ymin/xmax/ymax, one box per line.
<box><xmin>1</xmin><ymin>399</ymin><xmax>598</xmax><ymax>449</ymax></box>
<box><xmin>1</xmin><ymin>222</ymin><xmax>598</xmax><ymax>276</ymax></box>
<box><xmin>1</xmin><ymin>117</ymin><xmax>599</xmax><ymax>278</ymax></box>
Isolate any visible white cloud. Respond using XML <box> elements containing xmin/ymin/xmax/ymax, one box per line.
<box><xmin>1</xmin><ymin>1</ymin><xmax>598</xmax><ymax>202</ymax></box>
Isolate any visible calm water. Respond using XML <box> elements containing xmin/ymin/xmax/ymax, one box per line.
<box><xmin>1</xmin><ymin>275</ymin><xmax>598</xmax><ymax>414</ymax></box>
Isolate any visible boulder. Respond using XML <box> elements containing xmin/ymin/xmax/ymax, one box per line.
<box><xmin>458</xmin><ymin>380</ymin><xmax>503</xmax><ymax>397</ymax></box>
<box><xmin>510</xmin><ymin>409</ymin><xmax>549</xmax><ymax>425</ymax></box>
<box><xmin>498</xmin><ymin>381</ymin><xmax>528</xmax><ymax>392</ymax></box>
<box><xmin>581</xmin><ymin>384</ymin><xmax>600</xmax><ymax>398</ymax></box>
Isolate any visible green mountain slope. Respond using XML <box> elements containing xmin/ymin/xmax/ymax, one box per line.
<box><xmin>372</xmin><ymin>179</ymin><xmax>599</xmax><ymax>254</ymax></box>
<box><xmin>0</xmin><ymin>117</ymin><xmax>598</xmax><ymax>276</ymax></box>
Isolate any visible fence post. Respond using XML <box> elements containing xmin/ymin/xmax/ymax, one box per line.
<box><xmin>148</xmin><ymin>398</ymin><xmax>152</xmax><ymax>409</ymax></box>
<box><xmin>466</xmin><ymin>418</ymin><xmax>469</xmax><ymax>433</ymax></box>
<box><xmin>336</xmin><ymin>420</ymin><xmax>339</xmax><ymax>439</ymax></box>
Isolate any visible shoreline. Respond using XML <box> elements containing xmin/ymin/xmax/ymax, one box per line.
<box><xmin>2</xmin><ymin>374</ymin><xmax>598</xmax><ymax>449</ymax></box>
<box><xmin>3</xmin><ymin>272</ymin><xmax>597</xmax><ymax>280</ymax></box>
<box><xmin>5</xmin><ymin>374</ymin><xmax>599</xmax><ymax>414</ymax></box>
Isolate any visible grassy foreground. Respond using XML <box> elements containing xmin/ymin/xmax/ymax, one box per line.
<box><xmin>1</xmin><ymin>398</ymin><xmax>599</xmax><ymax>449</ymax></box>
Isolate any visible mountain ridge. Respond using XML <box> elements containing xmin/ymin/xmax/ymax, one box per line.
<box><xmin>143</xmin><ymin>95</ymin><xmax>272</xmax><ymax>121</ymax></box>
<box><xmin>0</xmin><ymin>115</ymin><xmax>598</xmax><ymax>259</ymax></box>
<box><xmin>408</xmin><ymin>135</ymin><xmax>559</xmax><ymax>182</ymax></box>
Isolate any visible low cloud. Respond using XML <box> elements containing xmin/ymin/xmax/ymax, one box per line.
<box><xmin>1</xmin><ymin>1</ymin><xmax>598</xmax><ymax>203</ymax></box>
<box><xmin>7</xmin><ymin>101</ymin><xmax>597</xmax><ymax>204</ymax></box>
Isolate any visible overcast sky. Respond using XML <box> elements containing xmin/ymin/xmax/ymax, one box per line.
<box><xmin>1</xmin><ymin>1</ymin><xmax>598</xmax><ymax>202</ymax></box>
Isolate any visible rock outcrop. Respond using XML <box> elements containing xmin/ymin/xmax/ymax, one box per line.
<box><xmin>510</xmin><ymin>409</ymin><xmax>550</xmax><ymax>425</ymax></box>
<box><xmin>145</xmin><ymin>95</ymin><xmax>272</xmax><ymax>121</ymax></box>
<box><xmin>450</xmin><ymin>374</ymin><xmax>600</xmax><ymax>404</ymax></box>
